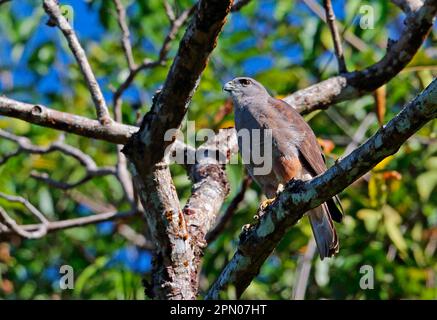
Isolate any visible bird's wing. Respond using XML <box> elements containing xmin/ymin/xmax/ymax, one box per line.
<box><xmin>268</xmin><ymin>97</ymin><xmax>344</xmax><ymax>222</ymax></box>
<box><xmin>267</xmin><ymin>97</ymin><xmax>326</xmax><ymax>176</ymax></box>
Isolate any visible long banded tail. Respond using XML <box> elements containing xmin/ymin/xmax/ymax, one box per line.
<box><xmin>308</xmin><ymin>203</ymin><xmax>339</xmax><ymax>260</ymax></box>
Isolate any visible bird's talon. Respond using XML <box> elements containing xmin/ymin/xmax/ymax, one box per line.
<box><xmin>242</xmin><ymin>224</ymin><xmax>251</xmax><ymax>232</ymax></box>
<box><xmin>260</xmin><ymin>197</ymin><xmax>275</xmax><ymax>210</ymax></box>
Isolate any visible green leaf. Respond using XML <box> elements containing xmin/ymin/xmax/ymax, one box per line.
<box><xmin>357</xmin><ymin>209</ymin><xmax>382</xmax><ymax>232</ymax></box>
<box><xmin>416</xmin><ymin>170</ymin><xmax>437</xmax><ymax>202</ymax></box>
<box><xmin>383</xmin><ymin>205</ymin><xmax>408</xmax><ymax>258</ymax></box>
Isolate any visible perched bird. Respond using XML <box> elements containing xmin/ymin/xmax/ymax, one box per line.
<box><xmin>223</xmin><ymin>77</ymin><xmax>343</xmax><ymax>259</ymax></box>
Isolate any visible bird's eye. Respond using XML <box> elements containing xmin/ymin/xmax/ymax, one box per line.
<box><xmin>239</xmin><ymin>79</ymin><xmax>252</xmax><ymax>86</ymax></box>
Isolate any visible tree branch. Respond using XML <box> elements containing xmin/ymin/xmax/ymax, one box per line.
<box><xmin>182</xmin><ymin>128</ymin><xmax>238</xmax><ymax>293</ymax></box>
<box><xmin>302</xmin><ymin>0</ymin><xmax>368</xmax><ymax>52</ymax></box>
<box><xmin>112</xmin><ymin>5</ymin><xmax>195</xmax><ymax>115</ymax></box>
<box><xmin>0</xmin><ymin>190</ymin><xmax>140</xmax><ymax>240</ymax></box>
<box><xmin>0</xmin><ymin>97</ymin><xmax>137</xmax><ymax>144</ymax></box>
<box><xmin>131</xmin><ymin>162</ymin><xmax>196</xmax><ymax>299</ymax></box>
<box><xmin>112</xmin><ymin>0</ymin><xmax>136</xmax><ymax>71</ymax></box>
<box><xmin>206</xmin><ymin>77</ymin><xmax>437</xmax><ymax>299</ymax></box>
<box><xmin>0</xmin><ymin>207</ymin><xmax>137</xmax><ymax>239</ymax></box>
<box><xmin>43</xmin><ymin>0</ymin><xmax>112</xmax><ymax>124</ymax></box>
<box><xmin>206</xmin><ymin>175</ymin><xmax>252</xmax><ymax>244</ymax></box>
<box><xmin>322</xmin><ymin>0</ymin><xmax>347</xmax><ymax>73</ymax></box>
<box><xmin>285</xmin><ymin>0</ymin><xmax>437</xmax><ymax>114</ymax></box>
<box><xmin>0</xmin><ymin>129</ymin><xmax>117</xmax><ymax>189</ymax></box>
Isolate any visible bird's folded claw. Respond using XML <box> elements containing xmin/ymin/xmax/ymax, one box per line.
<box><xmin>260</xmin><ymin>197</ymin><xmax>275</xmax><ymax>211</ymax></box>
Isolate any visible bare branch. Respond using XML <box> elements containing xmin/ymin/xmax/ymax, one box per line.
<box><xmin>0</xmin><ymin>129</ymin><xmax>117</xmax><ymax>189</ymax></box>
<box><xmin>206</xmin><ymin>77</ymin><xmax>437</xmax><ymax>299</ymax></box>
<box><xmin>117</xmin><ymin>224</ymin><xmax>154</xmax><ymax>250</ymax></box>
<box><xmin>0</xmin><ymin>206</ymin><xmax>48</xmax><ymax>239</ymax></box>
<box><xmin>30</xmin><ymin>167</ymin><xmax>115</xmax><ymax>190</ymax></box>
<box><xmin>322</xmin><ymin>0</ymin><xmax>347</xmax><ymax>73</ymax></box>
<box><xmin>0</xmin><ymin>188</ymin><xmax>140</xmax><ymax>241</ymax></box>
<box><xmin>182</xmin><ymin>128</ymin><xmax>238</xmax><ymax>292</ymax></box>
<box><xmin>291</xmin><ymin>239</ymin><xmax>317</xmax><ymax>300</ymax></box>
<box><xmin>285</xmin><ymin>0</ymin><xmax>437</xmax><ymax>114</ymax></box>
<box><xmin>302</xmin><ymin>0</ymin><xmax>368</xmax><ymax>52</ymax></box>
<box><xmin>43</xmin><ymin>0</ymin><xmax>112</xmax><ymax>124</ymax></box>
<box><xmin>112</xmin><ymin>5</ymin><xmax>195</xmax><ymax>112</ymax></box>
<box><xmin>163</xmin><ymin>1</ymin><xmax>176</xmax><ymax>23</ymax></box>
<box><xmin>0</xmin><ymin>97</ymin><xmax>137</xmax><ymax>144</ymax></box>
<box><xmin>131</xmin><ymin>162</ymin><xmax>195</xmax><ymax>299</ymax></box>
<box><xmin>0</xmin><ymin>208</ymin><xmax>138</xmax><ymax>239</ymax></box>
<box><xmin>116</xmin><ymin>145</ymin><xmax>135</xmax><ymax>203</ymax></box>
<box><xmin>0</xmin><ymin>192</ymin><xmax>49</xmax><ymax>224</ymax></box>
<box><xmin>112</xmin><ymin>0</ymin><xmax>136</xmax><ymax>71</ymax></box>
<box><xmin>206</xmin><ymin>176</ymin><xmax>252</xmax><ymax>244</ymax></box>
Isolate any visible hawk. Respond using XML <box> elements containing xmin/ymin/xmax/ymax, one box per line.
<box><xmin>224</xmin><ymin>77</ymin><xmax>343</xmax><ymax>259</ymax></box>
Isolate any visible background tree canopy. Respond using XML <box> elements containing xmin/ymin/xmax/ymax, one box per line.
<box><xmin>0</xmin><ymin>0</ymin><xmax>436</xmax><ymax>300</ymax></box>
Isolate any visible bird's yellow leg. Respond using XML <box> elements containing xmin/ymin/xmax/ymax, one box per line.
<box><xmin>260</xmin><ymin>184</ymin><xmax>284</xmax><ymax>210</ymax></box>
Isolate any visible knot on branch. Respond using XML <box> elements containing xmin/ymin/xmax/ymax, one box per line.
<box><xmin>31</xmin><ymin>105</ymin><xmax>43</xmax><ymax>115</ymax></box>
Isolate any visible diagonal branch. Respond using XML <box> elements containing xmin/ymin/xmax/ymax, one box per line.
<box><xmin>43</xmin><ymin>0</ymin><xmax>112</xmax><ymax>124</ymax></box>
<box><xmin>182</xmin><ymin>128</ymin><xmax>238</xmax><ymax>293</ymax></box>
<box><xmin>322</xmin><ymin>0</ymin><xmax>347</xmax><ymax>73</ymax></box>
<box><xmin>206</xmin><ymin>77</ymin><xmax>437</xmax><ymax>299</ymax></box>
<box><xmin>302</xmin><ymin>0</ymin><xmax>368</xmax><ymax>52</ymax></box>
<box><xmin>286</xmin><ymin>0</ymin><xmax>437</xmax><ymax>114</ymax></box>
<box><xmin>112</xmin><ymin>0</ymin><xmax>136</xmax><ymax>71</ymax></box>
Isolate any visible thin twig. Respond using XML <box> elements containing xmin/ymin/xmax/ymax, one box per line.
<box><xmin>291</xmin><ymin>238</ymin><xmax>317</xmax><ymax>300</ymax></box>
<box><xmin>0</xmin><ymin>192</ymin><xmax>49</xmax><ymax>224</ymax></box>
<box><xmin>0</xmin><ymin>208</ymin><xmax>138</xmax><ymax>239</ymax></box>
<box><xmin>302</xmin><ymin>0</ymin><xmax>368</xmax><ymax>52</ymax></box>
<box><xmin>113</xmin><ymin>0</ymin><xmax>136</xmax><ymax>71</ymax></box>
<box><xmin>163</xmin><ymin>0</ymin><xmax>176</xmax><ymax>22</ymax></box>
<box><xmin>0</xmin><ymin>206</ymin><xmax>48</xmax><ymax>239</ymax></box>
<box><xmin>117</xmin><ymin>224</ymin><xmax>154</xmax><ymax>250</ymax></box>
<box><xmin>0</xmin><ymin>128</ymin><xmax>117</xmax><ymax>189</ymax></box>
<box><xmin>43</xmin><ymin>0</ymin><xmax>112</xmax><ymax>124</ymax></box>
<box><xmin>112</xmin><ymin>5</ymin><xmax>195</xmax><ymax>112</ymax></box>
<box><xmin>322</xmin><ymin>0</ymin><xmax>347</xmax><ymax>73</ymax></box>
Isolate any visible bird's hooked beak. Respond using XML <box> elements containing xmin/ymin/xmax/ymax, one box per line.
<box><xmin>223</xmin><ymin>81</ymin><xmax>234</xmax><ymax>92</ymax></box>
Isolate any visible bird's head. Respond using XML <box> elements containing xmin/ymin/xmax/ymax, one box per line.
<box><xmin>223</xmin><ymin>77</ymin><xmax>269</xmax><ymax>101</ymax></box>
